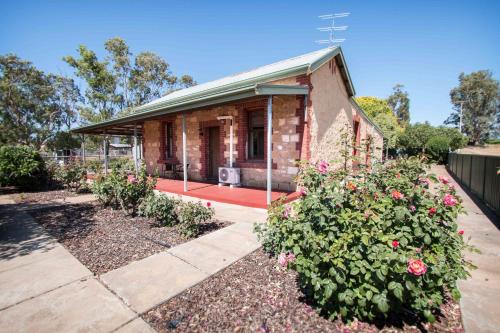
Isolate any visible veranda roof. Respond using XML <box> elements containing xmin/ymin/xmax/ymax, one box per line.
<box><xmin>72</xmin><ymin>46</ymin><xmax>354</xmax><ymax>136</ymax></box>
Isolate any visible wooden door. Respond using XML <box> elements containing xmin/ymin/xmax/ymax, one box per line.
<box><xmin>208</xmin><ymin>127</ymin><xmax>220</xmax><ymax>179</ymax></box>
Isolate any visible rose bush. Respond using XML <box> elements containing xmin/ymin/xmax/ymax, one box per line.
<box><xmin>255</xmin><ymin>156</ymin><xmax>473</xmax><ymax>323</ymax></box>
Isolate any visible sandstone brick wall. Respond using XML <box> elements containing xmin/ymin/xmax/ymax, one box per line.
<box><xmin>309</xmin><ymin>57</ymin><xmax>384</xmax><ymax>167</ymax></box>
<box><xmin>141</xmin><ymin>96</ymin><xmax>303</xmax><ymax>191</ymax></box>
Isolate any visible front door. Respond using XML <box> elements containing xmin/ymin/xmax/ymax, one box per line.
<box><xmin>208</xmin><ymin>127</ymin><xmax>220</xmax><ymax>180</ymax></box>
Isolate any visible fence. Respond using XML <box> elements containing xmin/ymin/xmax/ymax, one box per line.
<box><xmin>447</xmin><ymin>153</ymin><xmax>500</xmax><ymax>216</ymax></box>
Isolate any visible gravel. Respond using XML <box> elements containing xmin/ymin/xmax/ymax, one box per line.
<box><xmin>143</xmin><ymin>249</ymin><xmax>463</xmax><ymax>333</ymax></box>
<box><xmin>30</xmin><ymin>202</ymin><xmax>229</xmax><ymax>275</ymax></box>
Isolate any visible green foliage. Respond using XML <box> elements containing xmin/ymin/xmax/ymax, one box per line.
<box><xmin>255</xmin><ymin>157</ymin><xmax>472</xmax><ymax>323</ymax></box>
<box><xmin>46</xmin><ymin>131</ymin><xmax>81</xmax><ymax>151</ymax></box>
<box><xmin>0</xmin><ymin>145</ymin><xmax>46</xmax><ymax>189</ymax></box>
<box><xmin>387</xmin><ymin>84</ymin><xmax>410</xmax><ymax>125</ymax></box>
<box><xmin>91</xmin><ymin>166</ymin><xmax>156</xmax><ymax>215</ymax></box>
<box><xmin>138</xmin><ymin>194</ymin><xmax>180</xmax><ymax>227</ymax></box>
<box><xmin>0</xmin><ymin>55</ymin><xmax>81</xmax><ymax>149</ymax></box>
<box><xmin>398</xmin><ymin>123</ymin><xmax>468</xmax><ymax>159</ymax></box>
<box><xmin>64</xmin><ymin>38</ymin><xmax>196</xmax><ymax>123</ymax></box>
<box><xmin>54</xmin><ymin>161</ymin><xmax>88</xmax><ymax>192</ymax></box>
<box><xmin>84</xmin><ymin>160</ymin><xmax>103</xmax><ymax>173</ymax></box>
<box><xmin>177</xmin><ymin>201</ymin><xmax>215</xmax><ymax>238</ymax></box>
<box><xmin>109</xmin><ymin>157</ymin><xmax>134</xmax><ymax>172</ymax></box>
<box><xmin>446</xmin><ymin>70</ymin><xmax>500</xmax><ymax>144</ymax></box>
<box><xmin>355</xmin><ymin>97</ymin><xmax>403</xmax><ymax>149</ymax></box>
<box><xmin>425</xmin><ymin>136</ymin><xmax>450</xmax><ymax>164</ymax></box>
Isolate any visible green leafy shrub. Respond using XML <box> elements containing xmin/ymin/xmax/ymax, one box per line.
<box><xmin>177</xmin><ymin>201</ymin><xmax>215</xmax><ymax>237</ymax></box>
<box><xmin>255</xmin><ymin>157</ymin><xmax>472</xmax><ymax>323</ymax></box>
<box><xmin>84</xmin><ymin>160</ymin><xmax>103</xmax><ymax>173</ymax></box>
<box><xmin>0</xmin><ymin>145</ymin><xmax>47</xmax><ymax>189</ymax></box>
<box><xmin>138</xmin><ymin>193</ymin><xmax>181</xmax><ymax>226</ymax></box>
<box><xmin>426</xmin><ymin>136</ymin><xmax>450</xmax><ymax>164</ymax></box>
<box><xmin>92</xmin><ymin>166</ymin><xmax>156</xmax><ymax>215</ymax></box>
<box><xmin>109</xmin><ymin>157</ymin><xmax>134</xmax><ymax>172</ymax></box>
<box><xmin>54</xmin><ymin>161</ymin><xmax>88</xmax><ymax>192</ymax></box>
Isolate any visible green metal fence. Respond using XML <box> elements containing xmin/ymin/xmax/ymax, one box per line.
<box><xmin>447</xmin><ymin>153</ymin><xmax>500</xmax><ymax>216</ymax></box>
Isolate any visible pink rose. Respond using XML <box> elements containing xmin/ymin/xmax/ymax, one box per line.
<box><xmin>391</xmin><ymin>190</ymin><xmax>404</xmax><ymax>200</ymax></box>
<box><xmin>299</xmin><ymin>187</ymin><xmax>307</xmax><ymax>196</ymax></box>
<box><xmin>278</xmin><ymin>253</ymin><xmax>288</xmax><ymax>267</ymax></box>
<box><xmin>286</xmin><ymin>252</ymin><xmax>296</xmax><ymax>263</ymax></box>
<box><xmin>409</xmin><ymin>205</ymin><xmax>416</xmax><ymax>212</ymax></box>
<box><xmin>317</xmin><ymin>160</ymin><xmax>329</xmax><ymax>174</ymax></box>
<box><xmin>283</xmin><ymin>205</ymin><xmax>291</xmax><ymax>218</ymax></box>
<box><xmin>438</xmin><ymin>175</ymin><xmax>449</xmax><ymax>184</ymax></box>
<box><xmin>129</xmin><ymin>177</ymin><xmax>138</xmax><ymax>184</ymax></box>
<box><xmin>407</xmin><ymin>258</ymin><xmax>427</xmax><ymax>276</ymax></box>
<box><xmin>428</xmin><ymin>207</ymin><xmax>437</xmax><ymax>216</ymax></box>
<box><xmin>458</xmin><ymin>230</ymin><xmax>464</xmax><ymax>235</ymax></box>
<box><xmin>206</xmin><ymin>202</ymin><xmax>212</xmax><ymax>208</ymax></box>
<box><xmin>419</xmin><ymin>178</ymin><xmax>431</xmax><ymax>186</ymax></box>
<box><xmin>443</xmin><ymin>194</ymin><xmax>457</xmax><ymax>207</ymax></box>
<box><xmin>392</xmin><ymin>240</ymin><xmax>399</xmax><ymax>248</ymax></box>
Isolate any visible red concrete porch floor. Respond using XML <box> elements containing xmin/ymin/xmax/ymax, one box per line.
<box><xmin>155</xmin><ymin>178</ymin><xmax>300</xmax><ymax>209</ymax></box>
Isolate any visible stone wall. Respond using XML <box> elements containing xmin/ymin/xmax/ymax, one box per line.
<box><xmin>141</xmin><ymin>96</ymin><xmax>302</xmax><ymax>191</ymax></box>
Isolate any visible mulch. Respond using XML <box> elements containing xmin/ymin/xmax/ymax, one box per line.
<box><xmin>11</xmin><ymin>189</ymin><xmax>78</xmax><ymax>204</ymax></box>
<box><xmin>143</xmin><ymin>249</ymin><xmax>464</xmax><ymax>333</ymax></box>
<box><xmin>30</xmin><ymin>201</ymin><xmax>229</xmax><ymax>275</ymax></box>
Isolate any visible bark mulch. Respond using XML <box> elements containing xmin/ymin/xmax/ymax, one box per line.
<box><xmin>12</xmin><ymin>189</ymin><xmax>78</xmax><ymax>204</ymax></box>
<box><xmin>143</xmin><ymin>249</ymin><xmax>463</xmax><ymax>333</ymax></box>
<box><xmin>30</xmin><ymin>202</ymin><xmax>229</xmax><ymax>275</ymax></box>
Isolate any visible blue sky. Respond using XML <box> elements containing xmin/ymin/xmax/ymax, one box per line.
<box><xmin>1</xmin><ymin>0</ymin><xmax>498</xmax><ymax>125</ymax></box>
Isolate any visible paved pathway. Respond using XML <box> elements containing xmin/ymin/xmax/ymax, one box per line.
<box><xmin>0</xmin><ymin>195</ymin><xmax>155</xmax><ymax>333</ymax></box>
<box><xmin>432</xmin><ymin>165</ymin><xmax>500</xmax><ymax>333</ymax></box>
<box><xmin>0</xmin><ymin>192</ymin><xmax>265</xmax><ymax>331</ymax></box>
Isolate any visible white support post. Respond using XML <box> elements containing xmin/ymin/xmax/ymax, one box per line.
<box><xmin>103</xmin><ymin>132</ymin><xmax>108</xmax><ymax>175</ymax></box>
<box><xmin>182</xmin><ymin>113</ymin><xmax>188</xmax><ymax>192</ymax></box>
<box><xmin>229</xmin><ymin>118</ymin><xmax>234</xmax><ymax>168</ymax></box>
<box><xmin>266</xmin><ymin>95</ymin><xmax>273</xmax><ymax>206</ymax></box>
<box><xmin>81</xmin><ymin>134</ymin><xmax>86</xmax><ymax>163</ymax></box>
<box><xmin>133</xmin><ymin>125</ymin><xmax>139</xmax><ymax>177</ymax></box>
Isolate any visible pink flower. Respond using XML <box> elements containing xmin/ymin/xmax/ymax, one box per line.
<box><xmin>438</xmin><ymin>175</ymin><xmax>449</xmax><ymax>184</ymax></box>
<box><xmin>409</xmin><ymin>205</ymin><xmax>416</xmax><ymax>212</ymax></box>
<box><xmin>449</xmin><ymin>184</ymin><xmax>455</xmax><ymax>190</ymax></box>
<box><xmin>443</xmin><ymin>194</ymin><xmax>457</xmax><ymax>207</ymax></box>
<box><xmin>286</xmin><ymin>252</ymin><xmax>296</xmax><ymax>263</ymax></box>
<box><xmin>317</xmin><ymin>160</ymin><xmax>329</xmax><ymax>174</ymax></box>
<box><xmin>391</xmin><ymin>190</ymin><xmax>404</xmax><ymax>200</ymax></box>
<box><xmin>420</xmin><ymin>178</ymin><xmax>431</xmax><ymax>186</ymax></box>
<box><xmin>396</xmin><ymin>173</ymin><xmax>401</xmax><ymax>178</ymax></box>
<box><xmin>283</xmin><ymin>205</ymin><xmax>291</xmax><ymax>218</ymax></box>
<box><xmin>415</xmin><ymin>247</ymin><xmax>422</xmax><ymax>253</ymax></box>
<box><xmin>428</xmin><ymin>207</ymin><xmax>437</xmax><ymax>216</ymax></box>
<box><xmin>299</xmin><ymin>187</ymin><xmax>307</xmax><ymax>196</ymax></box>
<box><xmin>364</xmin><ymin>211</ymin><xmax>370</xmax><ymax>219</ymax></box>
<box><xmin>278</xmin><ymin>253</ymin><xmax>288</xmax><ymax>267</ymax></box>
<box><xmin>346</xmin><ymin>182</ymin><xmax>357</xmax><ymax>191</ymax></box>
<box><xmin>458</xmin><ymin>230</ymin><xmax>464</xmax><ymax>235</ymax></box>
<box><xmin>206</xmin><ymin>202</ymin><xmax>211</xmax><ymax>208</ymax></box>
<box><xmin>407</xmin><ymin>258</ymin><xmax>427</xmax><ymax>276</ymax></box>
<box><xmin>129</xmin><ymin>177</ymin><xmax>138</xmax><ymax>184</ymax></box>
<box><xmin>392</xmin><ymin>240</ymin><xmax>399</xmax><ymax>248</ymax></box>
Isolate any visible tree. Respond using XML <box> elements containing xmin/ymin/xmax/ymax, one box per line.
<box><xmin>65</xmin><ymin>38</ymin><xmax>196</xmax><ymax>121</ymax></box>
<box><xmin>387</xmin><ymin>84</ymin><xmax>410</xmax><ymax>125</ymax></box>
<box><xmin>355</xmin><ymin>96</ymin><xmax>403</xmax><ymax>149</ymax></box>
<box><xmin>63</xmin><ymin>45</ymin><xmax>118</xmax><ymax>123</ymax></box>
<box><xmin>0</xmin><ymin>54</ymin><xmax>81</xmax><ymax>149</ymax></box>
<box><xmin>446</xmin><ymin>70</ymin><xmax>500</xmax><ymax>144</ymax></box>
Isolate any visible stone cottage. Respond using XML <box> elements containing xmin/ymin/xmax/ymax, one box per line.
<box><xmin>74</xmin><ymin>47</ymin><xmax>384</xmax><ymax>204</ymax></box>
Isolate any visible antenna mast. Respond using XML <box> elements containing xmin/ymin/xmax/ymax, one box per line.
<box><xmin>316</xmin><ymin>12</ymin><xmax>350</xmax><ymax>47</ymax></box>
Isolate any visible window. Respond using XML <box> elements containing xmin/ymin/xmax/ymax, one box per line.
<box><xmin>353</xmin><ymin>120</ymin><xmax>360</xmax><ymax>156</ymax></box>
<box><xmin>165</xmin><ymin>122</ymin><xmax>174</xmax><ymax>159</ymax></box>
<box><xmin>248</xmin><ymin>110</ymin><xmax>265</xmax><ymax>160</ymax></box>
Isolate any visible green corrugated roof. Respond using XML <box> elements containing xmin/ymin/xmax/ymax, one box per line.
<box><xmin>73</xmin><ymin>47</ymin><xmax>355</xmax><ymax>134</ymax></box>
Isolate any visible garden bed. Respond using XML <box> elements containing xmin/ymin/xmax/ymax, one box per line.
<box><xmin>143</xmin><ymin>249</ymin><xmax>463</xmax><ymax>333</ymax></box>
<box><xmin>11</xmin><ymin>189</ymin><xmax>78</xmax><ymax>204</ymax></box>
<box><xmin>30</xmin><ymin>202</ymin><xmax>229</xmax><ymax>275</ymax></box>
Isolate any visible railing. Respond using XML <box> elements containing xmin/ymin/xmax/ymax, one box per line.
<box><xmin>447</xmin><ymin>153</ymin><xmax>500</xmax><ymax>215</ymax></box>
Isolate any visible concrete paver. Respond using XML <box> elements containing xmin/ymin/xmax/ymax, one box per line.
<box><xmin>0</xmin><ymin>278</ymin><xmax>136</xmax><ymax>333</ymax></box>
<box><xmin>114</xmin><ymin>318</ymin><xmax>157</xmax><ymax>333</ymax></box>
<box><xmin>0</xmin><ymin>195</ymin><xmax>151</xmax><ymax>332</ymax></box>
<box><xmin>100</xmin><ymin>252</ymin><xmax>208</xmax><ymax>313</ymax></box>
<box><xmin>433</xmin><ymin>165</ymin><xmax>500</xmax><ymax>333</ymax></box>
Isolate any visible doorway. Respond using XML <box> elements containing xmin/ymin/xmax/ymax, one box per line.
<box><xmin>207</xmin><ymin>126</ymin><xmax>220</xmax><ymax>180</ymax></box>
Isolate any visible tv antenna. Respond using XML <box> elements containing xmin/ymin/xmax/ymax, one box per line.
<box><xmin>316</xmin><ymin>12</ymin><xmax>350</xmax><ymax>47</ymax></box>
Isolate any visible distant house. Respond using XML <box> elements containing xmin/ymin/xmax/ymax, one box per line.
<box><xmin>74</xmin><ymin>47</ymin><xmax>383</xmax><ymax>201</ymax></box>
